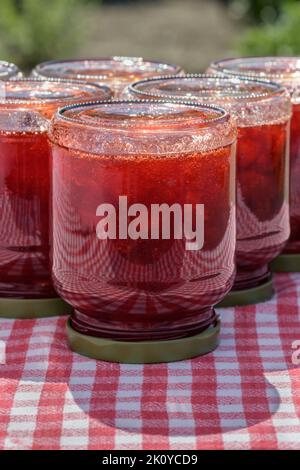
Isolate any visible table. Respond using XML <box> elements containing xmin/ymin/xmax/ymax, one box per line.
<box><xmin>1</xmin><ymin>273</ymin><xmax>300</xmax><ymax>450</ymax></box>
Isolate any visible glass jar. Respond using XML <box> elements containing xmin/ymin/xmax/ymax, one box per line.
<box><xmin>50</xmin><ymin>99</ymin><xmax>237</xmax><ymax>363</ymax></box>
<box><xmin>129</xmin><ymin>75</ymin><xmax>292</xmax><ymax>306</ymax></box>
<box><xmin>0</xmin><ymin>61</ymin><xmax>22</xmax><ymax>80</ymax></box>
<box><xmin>32</xmin><ymin>57</ymin><xmax>183</xmax><ymax>96</ymax></box>
<box><xmin>0</xmin><ymin>79</ymin><xmax>112</xmax><ymax>318</ymax></box>
<box><xmin>208</xmin><ymin>57</ymin><xmax>300</xmax><ymax>272</ymax></box>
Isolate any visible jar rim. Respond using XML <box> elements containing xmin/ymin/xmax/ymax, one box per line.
<box><xmin>209</xmin><ymin>56</ymin><xmax>300</xmax><ymax>81</ymax></box>
<box><xmin>0</xmin><ymin>60</ymin><xmax>20</xmax><ymax>79</ymax></box>
<box><xmin>129</xmin><ymin>73</ymin><xmax>287</xmax><ymax>102</ymax></box>
<box><xmin>33</xmin><ymin>56</ymin><xmax>183</xmax><ymax>81</ymax></box>
<box><xmin>52</xmin><ymin>99</ymin><xmax>236</xmax><ymax>155</ymax></box>
<box><xmin>0</xmin><ymin>77</ymin><xmax>112</xmax><ymax>106</ymax></box>
<box><xmin>56</xmin><ymin>98</ymin><xmax>231</xmax><ymax>134</ymax></box>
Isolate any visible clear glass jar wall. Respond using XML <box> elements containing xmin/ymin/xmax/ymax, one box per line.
<box><xmin>208</xmin><ymin>57</ymin><xmax>300</xmax><ymax>267</ymax></box>
<box><xmin>0</xmin><ymin>79</ymin><xmax>112</xmax><ymax>317</ymax></box>
<box><xmin>50</xmin><ymin>100</ymin><xmax>237</xmax><ymax>360</ymax></box>
<box><xmin>129</xmin><ymin>75</ymin><xmax>292</xmax><ymax>301</ymax></box>
<box><xmin>32</xmin><ymin>56</ymin><xmax>183</xmax><ymax>96</ymax></box>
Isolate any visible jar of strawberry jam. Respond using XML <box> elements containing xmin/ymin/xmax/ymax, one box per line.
<box><xmin>0</xmin><ymin>61</ymin><xmax>21</xmax><ymax>80</ymax></box>
<box><xmin>208</xmin><ymin>57</ymin><xmax>300</xmax><ymax>272</ymax></box>
<box><xmin>32</xmin><ymin>57</ymin><xmax>183</xmax><ymax>96</ymax></box>
<box><xmin>50</xmin><ymin>100</ymin><xmax>237</xmax><ymax>363</ymax></box>
<box><xmin>0</xmin><ymin>79</ymin><xmax>112</xmax><ymax>318</ymax></box>
<box><xmin>128</xmin><ymin>75</ymin><xmax>292</xmax><ymax>306</ymax></box>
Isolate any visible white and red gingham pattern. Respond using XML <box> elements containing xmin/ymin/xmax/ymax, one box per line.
<box><xmin>0</xmin><ymin>272</ymin><xmax>300</xmax><ymax>450</ymax></box>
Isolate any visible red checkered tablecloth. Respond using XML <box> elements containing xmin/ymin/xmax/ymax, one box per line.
<box><xmin>0</xmin><ymin>273</ymin><xmax>300</xmax><ymax>450</ymax></box>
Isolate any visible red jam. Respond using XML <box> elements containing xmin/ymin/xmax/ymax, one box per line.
<box><xmin>235</xmin><ymin>122</ymin><xmax>289</xmax><ymax>288</ymax></box>
<box><xmin>0</xmin><ymin>130</ymin><xmax>53</xmax><ymax>297</ymax></box>
<box><xmin>208</xmin><ymin>57</ymin><xmax>300</xmax><ymax>257</ymax></box>
<box><xmin>129</xmin><ymin>76</ymin><xmax>291</xmax><ymax>291</ymax></box>
<box><xmin>0</xmin><ymin>80</ymin><xmax>112</xmax><ymax>300</ymax></box>
<box><xmin>50</xmin><ymin>101</ymin><xmax>236</xmax><ymax>341</ymax></box>
<box><xmin>286</xmin><ymin>102</ymin><xmax>300</xmax><ymax>253</ymax></box>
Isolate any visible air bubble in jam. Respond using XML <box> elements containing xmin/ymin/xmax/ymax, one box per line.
<box><xmin>0</xmin><ymin>110</ymin><xmax>49</xmax><ymax>133</ymax></box>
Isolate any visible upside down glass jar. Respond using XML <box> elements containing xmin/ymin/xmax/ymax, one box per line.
<box><xmin>0</xmin><ymin>61</ymin><xmax>22</xmax><ymax>80</ymax></box>
<box><xmin>0</xmin><ymin>79</ymin><xmax>112</xmax><ymax>318</ymax></box>
<box><xmin>208</xmin><ymin>57</ymin><xmax>300</xmax><ymax>272</ymax></box>
<box><xmin>128</xmin><ymin>75</ymin><xmax>292</xmax><ymax>306</ymax></box>
<box><xmin>50</xmin><ymin>100</ymin><xmax>237</xmax><ymax>363</ymax></box>
<box><xmin>32</xmin><ymin>57</ymin><xmax>183</xmax><ymax>97</ymax></box>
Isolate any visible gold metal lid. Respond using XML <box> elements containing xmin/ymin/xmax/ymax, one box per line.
<box><xmin>217</xmin><ymin>278</ymin><xmax>274</xmax><ymax>307</ymax></box>
<box><xmin>0</xmin><ymin>297</ymin><xmax>72</xmax><ymax>319</ymax></box>
<box><xmin>66</xmin><ymin>317</ymin><xmax>221</xmax><ymax>364</ymax></box>
<box><xmin>270</xmin><ymin>253</ymin><xmax>300</xmax><ymax>272</ymax></box>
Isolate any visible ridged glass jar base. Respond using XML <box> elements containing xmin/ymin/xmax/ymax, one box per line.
<box><xmin>67</xmin><ymin>316</ymin><xmax>221</xmax><ymax>364</ymax></box>
<box><xmin>70</xmin><ymin>305</ymin><xmax>218</xmax><ymax>342</ymax></box>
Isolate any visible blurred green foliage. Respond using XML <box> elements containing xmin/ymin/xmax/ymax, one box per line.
<box><xmin>237</xmin><ymin>2</ymin><xmax>300</xmax><ymax>55</ymax></box>
<box><xmin>230</xmin><ymin>0</ymin><xmax>298</xmax><ymax>24</ymax></box>
<box><xmin>0</xmin><ymin>0</ymin><xmax>83</xmax><ymax>71</ymax></box>
<box><xmin>246</xmin><ymin>0</ymin><xmax>282</xmax><ymax>22</ymax></box>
